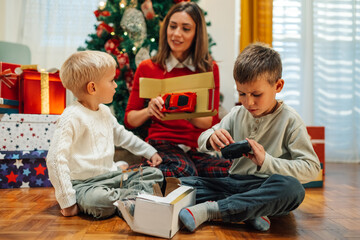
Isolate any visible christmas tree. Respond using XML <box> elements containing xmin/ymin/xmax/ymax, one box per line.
<box><xmin>78</xmin><ymin>0</ymin><xmax>215</xmax><ymax>137</ymax></box>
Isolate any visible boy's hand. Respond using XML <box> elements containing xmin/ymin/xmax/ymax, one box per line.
<box><xmin>61</xmin><ymin>204</ymin><xmax>79</xmax><ymax>217</ymax></box>
<box><xmin>147</xmin><ymin>96</ymin><xmax>165</xmax><ymax>120</ymax></box>
<box><xmin>147</xmin><ymin>153</ymin><xmax>163</xmax><ymax>167</ymax></box>
<box><xmin>244</xmin><ymin>138</ymin><xmax>266</xmax><ymax>167</ymax></box>
<box><xmin>209</xmin><ymin>129</ymin><xmax>235</xmax><ymax>151</ymax></box>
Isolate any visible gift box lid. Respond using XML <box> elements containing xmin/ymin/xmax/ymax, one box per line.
<box><xmin>1</xmin><ymin>113</ymin><xmax>59</xmax><ymax>151</ymax></box>
<box><xmin>0</xmin><ymin>113</ymin><xmax>59</xmax><ymax>123</ymax></box>
<box><xmin>0</xmin><ymin>150</ymin><xmax>48</xmax><ymax>160</ymax></box>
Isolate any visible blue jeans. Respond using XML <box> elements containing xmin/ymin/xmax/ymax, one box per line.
<box><xmin>180</xmin><ymin>174</ymin><xmax>305</xmax><ymax>222</ymax></box>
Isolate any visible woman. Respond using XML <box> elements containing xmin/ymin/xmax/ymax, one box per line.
<box><xmin>124</xmin><ymin>2</ymin><xmax>231</xmax><ymax>177</ymax></box>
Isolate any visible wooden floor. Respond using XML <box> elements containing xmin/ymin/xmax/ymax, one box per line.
<box><xmin>0</xmin><ymin>162</ymin><xmax>359</xmax><ymax>240</ymax></box>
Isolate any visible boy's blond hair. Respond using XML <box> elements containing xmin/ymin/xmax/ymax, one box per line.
<box><xmin>60</xmin><ymin>50</ymin><xmax>116</xmax><ymax>95</ymax></box>
<box><xmin>233</xmin><ymin>42</ymin><xmax>282</xmax><ymax>85</ymax></box>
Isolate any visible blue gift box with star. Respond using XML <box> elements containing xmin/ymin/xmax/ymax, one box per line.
<box><xmin>0</xmin><ymin>150</ymin><xmax>52</xmax><ymax>188</ymax></box>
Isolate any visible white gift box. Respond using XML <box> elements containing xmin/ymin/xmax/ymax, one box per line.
<box><xmin>117</xmin><ymin>185</ymin><xmax>196</xmax><ymax>239</ymax></box>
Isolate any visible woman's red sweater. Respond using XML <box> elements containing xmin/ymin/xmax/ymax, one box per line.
<box><xmin>124</xmin><ymin>59</ymin><xmax>220</xmax><ymax>148</ymax></box>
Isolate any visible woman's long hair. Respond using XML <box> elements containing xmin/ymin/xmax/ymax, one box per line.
<box><xmin>152</xmin><ymin>2</ymin><xmax>213</xmax><ymax>72</ymax></box>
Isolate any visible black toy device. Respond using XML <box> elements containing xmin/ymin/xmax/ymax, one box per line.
<box><xmin>221</xmin><ymin>140</ymin><xmax>251</xmax><ymax>159</ymax></box>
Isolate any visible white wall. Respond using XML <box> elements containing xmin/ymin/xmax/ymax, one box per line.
<box><xmin>198</xmin><ymin>0</ymin><xmax>240</xmax><ymax>112</ymax></box>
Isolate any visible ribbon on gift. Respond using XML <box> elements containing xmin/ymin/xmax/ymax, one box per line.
<box><xmin>0</xmin><ymin>62</ymin><xmax>17</xmax><ymax>95</ymax></box>
<box><xmin>16</xmin><ymin>65</ymin><xmax>59</xmax><ymax>114</ymax></box>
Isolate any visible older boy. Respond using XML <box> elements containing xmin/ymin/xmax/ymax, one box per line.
<box><xmin>47</xmin><ymin>50</ymin><xmax>163</xmax><ymax>219</ymax></box>
<box><xmin>179</xmin><ymin>43</ymin><xmax>320</xmax><ymax>232</ymax></box>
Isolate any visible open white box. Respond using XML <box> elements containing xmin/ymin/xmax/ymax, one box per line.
<box><xmin>117</xmin><ymin>185</ymin><xmax>196</xmax><ymax>239</ymax></box>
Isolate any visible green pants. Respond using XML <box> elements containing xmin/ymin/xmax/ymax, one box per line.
<box><xmin>72</xmin><ymin>167</ymin><xmax>163</xmax><ymax>219</ymax></box>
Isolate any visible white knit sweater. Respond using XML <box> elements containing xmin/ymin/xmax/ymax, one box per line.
<box><xmin>47</xmin><ymin>101</ymin><xmax>157</xmax><ymax>209</ymax></box>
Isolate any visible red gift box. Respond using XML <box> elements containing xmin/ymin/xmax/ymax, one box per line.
<box><xmin>19</xmin><ymin>68</ymin><xmax>66</xmax><ymax>114</ymax></box>
<box><xmin>307</xmin><ymin>126</ymin><xmax>325</xmax><ymax>175</ymax></box>
<box><xmin>0</xmin><ymin>62</ymin><xmax>20</xmax><ymax>101</ymax></box>
<box><xmin>303</xmin><ymin>126</ymin><xmax>325</xmax><ymax>188</ymax></box>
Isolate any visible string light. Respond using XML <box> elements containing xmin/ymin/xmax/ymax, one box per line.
<box><xmin>124</xmin><ymin>32</ymin><xmax>128</xmax><ymax>36</ymax></box>
<box><xmin>150</xmin><ymin>38</ymin><xmax>155</xmax><ymax>42</ymax></box>
<box><xmin>98</xmin><ymin>1</ymin><xmax>106</xmax><ymax>10</ymax></box>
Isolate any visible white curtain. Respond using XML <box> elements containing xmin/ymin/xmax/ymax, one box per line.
<box><xmin>273</xmin><ymin>0</ymin><xmax>360</xmax><ymax>163</ymax></box>
<box><xmin>19</xmin><ymin>0</ymin><xmax>99</xmax><ymax>70</ymax></box>
<box><xmin>17</xmin><ymin>0</ymin><xmax>99</xmax><ymax>105</ymax></box>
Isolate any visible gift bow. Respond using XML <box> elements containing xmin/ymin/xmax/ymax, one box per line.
<box><xmin>0</xmin><ymin>68</ymin><xmax>17</xmax><ymax>88</ymax></box>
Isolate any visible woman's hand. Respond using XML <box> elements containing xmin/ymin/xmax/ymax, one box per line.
<box><xmin>147</xmin><ymin>153</ymin><xmax>163</xmax><ymax>167</ymax></box>
<box><xmin>208</xmin><ymin>129</ymin><xmax>235</xmax><ymax>151</ymax></box>
<box><xmin>243</xmin><ymin>138</ymin><xmax>266</xmax><ymax>167</ymax></box>
<box><xmin>61</xmin><ymin>204</ymin><xmax>79</xmax><ymax>217</ymax></box>
<box><xmin>147</xmin><ymin>96</ymin><xmax>165</xmax><ymax>120</ymax></box>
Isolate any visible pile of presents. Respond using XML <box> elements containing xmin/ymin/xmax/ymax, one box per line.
<box><xmin>0</xmin><ymin>62</ymin><xmax>66</xmax><ymax>188</ymax></box>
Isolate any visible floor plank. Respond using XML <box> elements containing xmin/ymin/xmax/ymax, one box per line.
<box><xmin>0</xmin><ymin>163</ymin><xmax>359</xmax><ymax>240</ymax></box>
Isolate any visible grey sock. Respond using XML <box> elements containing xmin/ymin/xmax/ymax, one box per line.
<box><xmin>179</xmin><ymin>201</ymin><xmax>221</xmax><ymax>232</ymax></box>
<box><xmin>245</xmin><ymin>216</ymin><xmax>271</xmax><ymax>231</ymax></box>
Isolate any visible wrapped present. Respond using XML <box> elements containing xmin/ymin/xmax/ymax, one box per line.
<box><xmin>18</xmin><ymin>65</ymin><xmax>66</xmax><ymax>114</ymax></box>
<box><xmin>303</xmin><ymin>126</ymin><xmax>325</xmax><ymax>188</ymax></box>
<box><xmin>0</xmin><ymin>98</ymin><xmax>19</xmax><ymax>113</ymax></box>
<box><xmin>0</xmin><ymin>150</ymin><xmax>52</xmax><ymax>188</ymax></box>
<box><xmin>0</xmin><ymin>113</ymin><xmax>59</xmax><ymax>151</ymax></box>
<box><xmin>0</xmin><ymin>62</ymin><xmax>20</xmax><ymax>100</ymax></box>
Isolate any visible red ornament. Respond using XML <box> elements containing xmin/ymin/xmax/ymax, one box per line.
<box><xmin>94</xmin><ymin>10</ymin><xmax>111</xmax><ymax>19</ymax></box>
<box><xmin>141</xmin><ymin>0</ymin><xmax>155</xmax><ymax>20</ymax></box>
<box><xmin>104</xmin><ymin>38</ymin><xmax>120</xmax><ymax>55</ymax></box>
<box><xmin>96</xmin><ymin>22</ymin><xmax>114</xmax><ymax>38</ymax></box>
<box><xmin>124</xmin><ymin>69</ymin><xmax>134</xmax><ymax>92</ymax></box>
<box><xmin>173</xmin><ymin>0</ymin><xmax>190</xmax><ymax>3</ymax></box>
<box><xmin>115</xmin><ymin>68</ymin><xmax>121</xmax><ymax>80</ymax></box>
<box><xmin>116</xmin><ymin>53</ymin><xmax>130</xmax><ymax>70</ymax></box>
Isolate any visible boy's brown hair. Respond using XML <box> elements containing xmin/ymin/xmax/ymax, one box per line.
<box><xmin>233</xmin><ymin>42</ymin><xmax>282</xmax><ymax>85</ymax></box>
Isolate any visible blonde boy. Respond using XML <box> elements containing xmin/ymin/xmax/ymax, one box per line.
<box><xmin>179</xmin><ymin>43</ymin><xmax>321</xmax><ymax>232</ymax></box>
<box><xmin>47</xmin><ymin>51</ymin><xmax>163</xmax><ymax>219</ymax></box>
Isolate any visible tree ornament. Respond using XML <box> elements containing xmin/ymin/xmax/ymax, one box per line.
<box><xmin>141</xmin><ymin>0</ymin><xmax>155</xmax><ymax>20</ymax></box>
<box><xmin>115</xmin><ymin>68</ymin><xmax>121</xmax><ymax>80</ymax></box>
<box><xmin>150</xmin><ymin>49</ymin><xmax>157</xmax><ymax>57</ymax></box>
<box><xmin>120</xmin><ymin>8</ymin><xmax>147</xmax><ymax>48</ymax></box>
<box><xmin>116</xmin><ymin>53</ymin><xmax>130</xmax><ymax>70</ymax></box>
<box><xmin>96</xmin><ymin>22</ymin><xmax>114</xmax><ymax>38</ymax></box>
<box><xmin>104</xmin><ymin>38</ymin><xmax>121</xmax><ymax>55</ymax></box>
<box><xmin>124</xmin><ymin>69</ymin><xmax>134</xmax><ymax>92</ymax></box>
<box><xmin>173</xmin><ymin>0</ymin><xmax>190</xmax><ymax>3</ymax></box>
<box><xmin>94</xmin><ymin>10</ymin><xmax>111</xmax><ymax>20</ymax></box>
<box><xmin>135</xmin><ymin>47</ymin><xmax>150</xmax><ymax>67</ymax></box>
